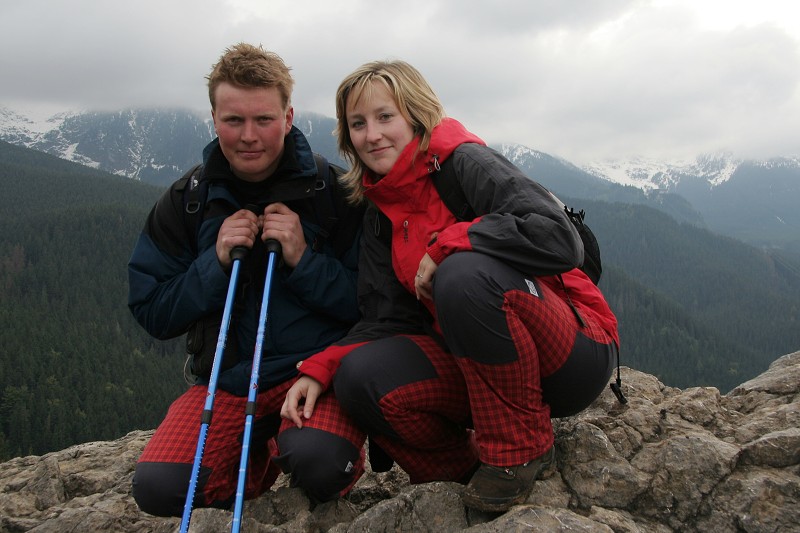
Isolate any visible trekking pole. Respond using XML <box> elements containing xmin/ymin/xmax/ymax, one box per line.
<box><xmin>180</xmin><ymin>245</ymin><xmax>248</xmax><ymax>533</ymax></box>
<box><xmin>231</xmin><ymin>238</ymin><xmax>282</xmax><ymax>533</ymax></box>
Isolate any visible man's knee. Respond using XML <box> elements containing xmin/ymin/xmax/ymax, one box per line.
<box><xmin>133</xmin><ymin>461</ymin><xmax>198</xmax><ymax>517</ymax></box>
<box><xmin>275</xmin><ymin>428</ymin><xmax>361</xmax><ymax>502</ymax></box>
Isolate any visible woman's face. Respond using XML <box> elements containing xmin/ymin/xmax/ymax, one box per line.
<box><xmin>345</xmin><ymin>81</ymin><xmax>415</xmax><ymax>177</ymax></box>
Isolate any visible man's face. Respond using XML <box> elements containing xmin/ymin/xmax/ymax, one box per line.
<box><xmin>211</xmin><ymin>82</ymin><xmax>293</xmax><ymax>182</ymax></box>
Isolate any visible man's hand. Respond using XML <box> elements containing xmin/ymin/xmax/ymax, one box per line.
<box><xmin>261</xmin><ymin>203</ymin><xmax>307</xmax><ymax>268</ymax></box>
<box><xmin>281</xmin><ymin>376</ymin><xmax>323</xmax><ymax>429</ymax></box>
<box><xmin>216</xmin><ymin>209</ymin><xmax>260</xmax><ymax>269</ymax></box>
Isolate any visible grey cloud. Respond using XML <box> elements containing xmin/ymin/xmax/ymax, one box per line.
<box><xmin>1</xmin><ymin>0</ymin><xmax>798</xmax><ymax>162</ymax></box>
<box><xmin>432</xmin><ymin>0</ymin><xmax>640</xmax><ymax>34</ymax></box>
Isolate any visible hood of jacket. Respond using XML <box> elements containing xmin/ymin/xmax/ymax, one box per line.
<box><xmin>362</xmin><ymin>118</ymin><xmax>485</xmax><ymax>204</ymax></box>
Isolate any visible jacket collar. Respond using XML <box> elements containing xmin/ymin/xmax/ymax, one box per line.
<box><xmin>202</xmin><ymin>126</ymin><xmax>318</xmax><ymax>206</ymax></box>
<box><xmin>363</xmin><ymin>118</ymin><xmax>485</xmax><ymax>202</ymax></box>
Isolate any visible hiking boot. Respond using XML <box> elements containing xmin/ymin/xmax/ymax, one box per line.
<box><xmin>461</xmin><ymin>446</ymin><xmax>554</xmax><ymax>512</ymax></box>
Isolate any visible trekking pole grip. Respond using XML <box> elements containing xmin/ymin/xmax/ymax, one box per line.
<box><xmin>229</xmin><ymin>204</ymin><xmax>263</xmax><ymax>262</ymax></box>
<box><xmin>230</xmin><ymin>246</ymin><xmax>249</xmax><ymax>261</ymax></box>
<box><xmin>265</xmin><ymin>238</ymin><xmax>282</xmax><ymax>256</ymax></box>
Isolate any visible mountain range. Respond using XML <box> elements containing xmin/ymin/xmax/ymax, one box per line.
<box><xmin>2</xmin><ymin>109</ymin><xmax>800</xmax><ymax>458</ymax></box>
<box><xmin>2</xmin><ymin>105</ymin><xmax>799</xmax><ymax>259</ymax></box>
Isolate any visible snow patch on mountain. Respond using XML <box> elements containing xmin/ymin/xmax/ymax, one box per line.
<box><xmin>582</xmin><ymin>152</ymin><xmax>745</xmax><ymax>191</ymax></box>
<box><xmin>0</xmin><ymin>105</ymin><xmax>78</xmax><ymax>141</ymax></box>
<box><xmin>499</xmin><ymin>142</ymin><xmax>548</xmax><ymax>164</ymax></box>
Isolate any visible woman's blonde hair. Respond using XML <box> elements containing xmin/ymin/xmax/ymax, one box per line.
<box><xmin>334</xmin><ymin>60</ymin><xmax>445</xmax><ymax>203</ymax></box>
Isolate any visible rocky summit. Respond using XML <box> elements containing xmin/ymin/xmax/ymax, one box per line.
<box><xmin>1</xmin><ymin>351</ymin><xmax>798</xmax><ymax>533</ymax></box>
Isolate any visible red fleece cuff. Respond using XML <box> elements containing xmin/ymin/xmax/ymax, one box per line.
<box><xmin>427</xmin><ymin>240</ymin><xmax>448</xmax><ymax>265</ymax></box>
<box><xmin>296</xmin><ymin>358</ymin><xmax>335</xmax><ymax>390</ymax></box>
<box><xmin>427</xmin><ymin>219</ymin><xmax>479</xmax><ymax>264</ymax></box>
<box><xmin>296</xmin><ymin>342</ymin><xmax>368</xmax><ymax>390</ymax></box>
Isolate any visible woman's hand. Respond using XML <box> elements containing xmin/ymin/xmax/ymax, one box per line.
<box><xmin>415</xmin><ymin>253</ymin><xmax>439</xmax><ymax>300</ymax></box>
<box><xmin>280</xmin><ymin>376</ymin><xmax>323</xmax><ymax>429</ymax></box>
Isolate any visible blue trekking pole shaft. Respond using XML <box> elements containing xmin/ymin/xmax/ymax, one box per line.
<box><xmin>180</xmin><ymin>246</ymin><xmax>248</xmax><ymax>533</ymax></box>
<box><xmin>231</xmin><ymin>239</ymin><xmax>282</xmax><ymax>533</ymax></box>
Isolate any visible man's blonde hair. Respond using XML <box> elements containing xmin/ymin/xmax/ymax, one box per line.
<box><xmin>207</xmin><ymin>43</ymin><xmax>294</xmax><ymax>110</ymax></box>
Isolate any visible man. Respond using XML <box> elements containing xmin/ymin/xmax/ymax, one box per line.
<box><xmin>128</xmin><ymin>43</ymin><xmax>365</xmax><ymax>516</ymax></box>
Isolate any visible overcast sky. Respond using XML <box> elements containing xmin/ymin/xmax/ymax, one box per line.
<box><xmin>2</xmin><ymin>0</ymin><xmax>799</xmax><ymax>164</ymax></box>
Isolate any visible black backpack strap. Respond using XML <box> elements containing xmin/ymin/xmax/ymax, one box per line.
<box><xmin>563</xmin><ymin>205</ymin><xmax>603</xmax><ymax>285</ymax></box>
<box><xmin>310</xmin><ymin>154</ymin><xmax>337</xmax><ymax>253</ymax></box>
<box><xmin>430</xmin><ymin>156</ymin><xmax>476</xmax><ymax>222</ymax></box>
<box><xmin>176</xmin><ymin>163</ymin><xmax>205</xmax><ymax>256</ymax></box>
<box><xmin>310</xmin><ymin>154</ymin><xmax>361</xmax><ymax>258</ymax></box>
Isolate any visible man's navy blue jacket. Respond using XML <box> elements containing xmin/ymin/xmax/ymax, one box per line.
<box><xmin>128</xmin><ymin>128</ymin><xmax>363</xmax><ymax>395</ymax></box>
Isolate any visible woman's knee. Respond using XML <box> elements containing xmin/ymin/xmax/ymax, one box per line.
<box><xmin>333</xmin><ymin>337</ymin><xmax>439</xmax><ymax>435</ymax></box>
<box><xmin>333</xmin><ymin>347</ymin><xmax>382</xmax><ymax>423</ymax></box>
<box><xmin>335</xmin><ymin>347</ymin><xmax>376</xmax><ymax>393</ymax></box>
<box><xmin>334</xmin><ymin>337</ymin><xmax>437</xmax><ymax>404</ymax></box>
<box><xmin>434</xmin><ymin>253</ymin><xmax>522</xmax><ymax>361</ymax></box>
<box><xmin>434</xmin><ymin>252</ymin><xmax>487</xmax><ymax>303</ymax></box>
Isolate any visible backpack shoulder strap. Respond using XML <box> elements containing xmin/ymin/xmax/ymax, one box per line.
<box><xmin>563</xmin><ymin>205</ymin><xmax>602</xmax><ymax>285</ymax></box>
<box><xmin>310</xmin><ymin>153</ymin><xmax>359</xmax><ymax>257</ymax></box>
<box><xmin>544</xmin><ymin>191</ymin><xmax>604</xmax><ymax>285</ymax></box>
<box><xmin>430</xmin><ymin>156</ymin><xmax>476</xmax><ymax>222</ymax></box>
<box><xmin>176</xmin><ymin>163</ymin><xmax>206</xmax><ymax>256</ymax></box>
<box><xmin>178</xmin><ymin>157</ymin><xmax>357</xmax><ymax>259</ymax></box>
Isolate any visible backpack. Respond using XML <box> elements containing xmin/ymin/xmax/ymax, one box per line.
<box><xmin>175</xmin><ymin>153</ymin><xmax>353</xmax><ymax>257</ymax></box>
<box><xmin>430</xmin><ymin>156</ymin><xmax>603</xmax><ymax>284</ymax></box>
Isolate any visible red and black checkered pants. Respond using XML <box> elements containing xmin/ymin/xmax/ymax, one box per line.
<box><xmin>333</xmin><ymin>252</ymin><xmax>616</xmax><ymax>482</ymax></box>
<box><xmin>132</xmin><ymin>379</ymin><xmax>365</xmax><ymax>517</ymax></box>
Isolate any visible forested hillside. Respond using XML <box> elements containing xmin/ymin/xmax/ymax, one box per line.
<box><xmin>585</xmin><ymin>199</ymin><xmax>800</xmax><ymax>390</ymax></box>
<box><xmin>0</xmin><ymin>141</ymin><xmax>185</xmax><ymax>459</ymax></box>
<box><xmin>1</xmin><ymin>140</ymin><xmax>798</xmax><ymax>460</ymax></box>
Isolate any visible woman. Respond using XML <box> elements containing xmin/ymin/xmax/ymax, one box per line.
<box><xmin>281</xmin><ymin>60</ymin><xmax>620</xmax><ymax>512</ymax></box>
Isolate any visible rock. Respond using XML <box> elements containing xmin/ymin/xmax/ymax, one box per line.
<box><xmin>1</xmin><ymin>351</ymin><xmax>798</xmax><ymax>533</ymax></box>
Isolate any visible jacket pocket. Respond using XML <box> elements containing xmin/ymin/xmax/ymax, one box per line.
<box><xmin>186</xmin><ymin>314</ymin><xmax>239</xmax><ymax>379</ymax></box>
